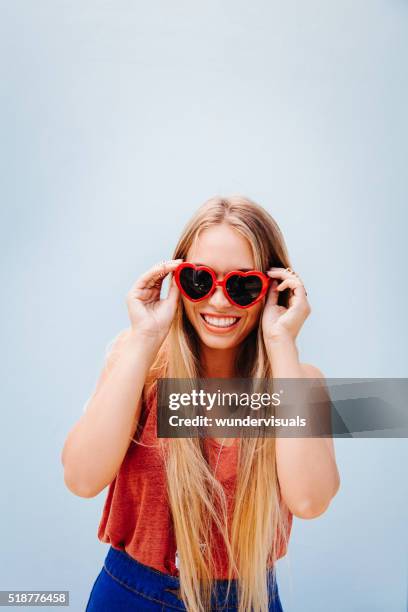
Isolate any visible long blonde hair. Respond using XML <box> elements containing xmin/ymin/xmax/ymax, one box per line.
<box><xmin>141</xmin><ymin>195</ymin><xmax>293</xmax><ymax>612</ymax></box>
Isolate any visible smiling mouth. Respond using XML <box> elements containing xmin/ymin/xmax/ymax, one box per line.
<box><xmin>200</xmin><ymin>313</ymin><xmax>241</xmax><ymax>329</ymax></box>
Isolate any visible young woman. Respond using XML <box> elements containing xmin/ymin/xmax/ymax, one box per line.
<box><xmin>61</xmin><ymin>195</ymin><xmax>340</xmax><ymax>612</ymax></box>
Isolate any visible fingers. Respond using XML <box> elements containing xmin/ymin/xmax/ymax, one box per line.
<box><xmin>276</xmin><ymin>277</ymin><xmax>305</xmax><ymax>293</ymax></box>
<box><xmin>128</xmin><ymin>259</ymin><xmax>183</xmax><ymax>294</ymax></box>
<box><xmin>266</xmin><ymin>267</ymin><xmax>303</xmax><ymax>283</ymax></box>
<box><xmin>266</xmin><ymin>267</ymin><xmax>308</xmax><ymax>299</ymax></box>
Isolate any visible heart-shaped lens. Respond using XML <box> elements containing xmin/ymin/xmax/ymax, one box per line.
<box><xmin>179</xmin><ymin>267</ymin><xmax>214</xmax><ymax>300</ymax></box>
<box><xmin>225</xmin><ymin>274</ymin><xmax>263</xmax><ymax>306</ymax></box>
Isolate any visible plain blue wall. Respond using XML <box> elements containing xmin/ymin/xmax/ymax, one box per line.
<box><xmin>1</xmin><ymin>1</ymin><xmax>407</xmax><ymax>610</ymax></box>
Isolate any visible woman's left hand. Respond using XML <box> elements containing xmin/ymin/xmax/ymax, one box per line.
<box><xmin>261</xmin><ymin>267</ymin><xmax>311</xmax><ymax>343</ymax></box>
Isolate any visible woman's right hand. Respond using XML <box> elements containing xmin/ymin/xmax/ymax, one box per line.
<box><xmin>126</xmin><ymin>259</ymin><xmax>183</xmax><ymax>343</ymax></box>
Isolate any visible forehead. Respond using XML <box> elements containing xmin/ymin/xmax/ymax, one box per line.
<box><xmin>186</xmin><ymin>224</ymin><xmax>255</xmax><ymax>273</ymax></box>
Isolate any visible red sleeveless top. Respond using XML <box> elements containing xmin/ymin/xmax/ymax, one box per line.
<box><xmin>97</xmin><ymin>385</ymin><xmax>293</xmax><ymax>579</ymax></box>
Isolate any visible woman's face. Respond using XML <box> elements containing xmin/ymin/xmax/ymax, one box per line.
<box><xmin>182</xmin><ymin>224</ymin><xmax>265</xmax><ymax>350</ymax></box>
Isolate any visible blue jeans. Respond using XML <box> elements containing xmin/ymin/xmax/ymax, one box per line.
<box><xmin>85</xmin><ymin>546</ymin><xmax>284</xmax><ymax>611</ymax></box>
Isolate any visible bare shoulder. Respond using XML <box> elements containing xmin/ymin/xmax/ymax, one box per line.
<box><xmin>299</xmin><ymin>363</ymin><xmax>326</xmax><ymax>379</ymax></box>
<box><xmin>105</xmin><ymin>327</ymin><xmax>133</xmax><ymax>356</ymax></box>
<box><xmin>98</xmin><ymin>328</ymin><xmax>134</xmax><ymax>383</ymax></box>
<box><xmin>81</xmin><ymin>328</ymin><xmax>135</xmax><ymax>415</ymax></box>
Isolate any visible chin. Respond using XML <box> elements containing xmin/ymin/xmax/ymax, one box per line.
<box><xmin>199</xmin><ymin>333</ymin><xmax>240</xmax><ymax>350</ymax></box>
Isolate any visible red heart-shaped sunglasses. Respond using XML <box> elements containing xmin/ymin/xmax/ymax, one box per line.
<box><xmin>174</xmin><ymin>262</ymin><xmax>271</xmax><ymax>309</ymax></box>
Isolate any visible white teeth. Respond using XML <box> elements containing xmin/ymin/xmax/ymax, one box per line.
<box><xmin>203</xmin><ymin>315</ymin><xmax>239</xmax><ymax>328</ymax></box>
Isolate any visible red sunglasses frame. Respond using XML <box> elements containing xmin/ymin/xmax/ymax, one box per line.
<box><xmin>173</xmin><ymin>262</ymin><xmax>270</xmax><ymax>309</ymax></box>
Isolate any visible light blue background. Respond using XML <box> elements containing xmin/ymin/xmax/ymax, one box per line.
<box><xmin>1</xmin><ymin>1</ymin><xmax>407</xmax><ymax>610</ymax></box>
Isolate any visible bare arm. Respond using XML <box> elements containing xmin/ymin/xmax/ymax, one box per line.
<box><xmin>268</xmin><ymin>338</ymin><xmax>340</xmax><ymax>519</ymax></box>
<box><xmin>61</xmin><ymin>329</ymin><xmax>162</xmax><ymax>498</ymax></box>
<box><xmin>262</xmin><ymin>267</ymin><xmax>340</xmax><ymax>519</ymax></box>
<box><xmin>61</xmin><ymin>258</ymin><xmax>182</xmax><ymax>499</ymax></box>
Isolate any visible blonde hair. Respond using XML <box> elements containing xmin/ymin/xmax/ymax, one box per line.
<box><xmin>138</xmin><ymin>195</ymin><xmax>293</xmax><ymax>612</ymax></box>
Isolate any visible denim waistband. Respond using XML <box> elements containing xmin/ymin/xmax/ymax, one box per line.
<box><xmin>103</xmin><ymin>546</ymin><xmax>277</xmax><ymax>610</ymax></box>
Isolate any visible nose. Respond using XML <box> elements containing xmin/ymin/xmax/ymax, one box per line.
<box><xmin>207</xmin><ymin>285</ymin><xmax>231</xmax><ymax>309</ymax></box>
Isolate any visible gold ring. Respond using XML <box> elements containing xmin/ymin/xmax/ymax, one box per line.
<box><xmin>287</xmin><ymin>267</ymin><xmax>300</xmax><ymax>277</ymax></box>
